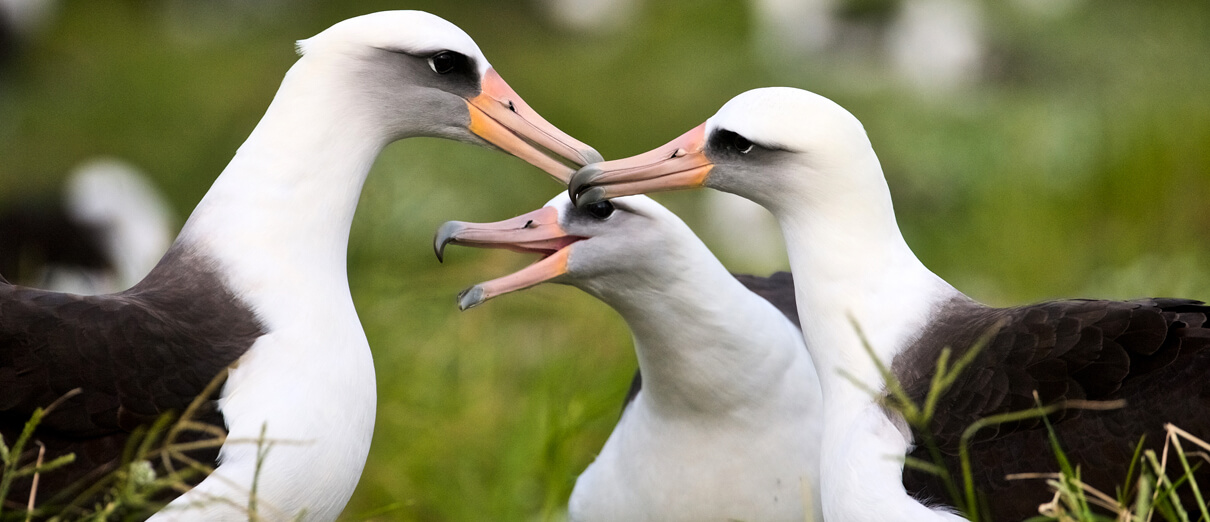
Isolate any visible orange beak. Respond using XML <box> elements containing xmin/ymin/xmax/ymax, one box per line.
<box><xmin>434</xmin><ymin>206</ymin><xmax>582</xmax><ymax>310</ymax></box>
<box><xmin>568</xmin><ymin>123</ymin><xmax>711</xmax><ymax>206</ymax></box>
<box><xmin>467</xmin><ymin>69</ymin><xmax>601</xmax><ymax>183</ymax></box>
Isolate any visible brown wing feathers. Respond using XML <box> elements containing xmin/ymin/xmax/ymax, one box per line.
<box><xmin>0</xmin><ymin>246</ymin><xmax>264</xmax><ymax>504</ymax></box>
<box><xmin>898</xmin><ymin>298</ymin><xmax>1210</xmax><ymax>519</ymax></box>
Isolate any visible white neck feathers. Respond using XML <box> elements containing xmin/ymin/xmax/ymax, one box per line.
<box><xmin>154</xmin><ymin>56</ymin><xmax>383</xmax><ymax>521</ymax></box>
<box><xmin>585</xmin><ymin>236</ymin><xmax>807</xmax><ymax>416</ymax></box>
<box><xmin>772</xmin><ymin>154</ymin><xmax>957</xmax><ymax>397</ymax></box>
<box><xmin>771</xmin><ymin>148</ymin><xmax>966</xmax><ymax>522</ymax></box>
<box><xmin>178</xmin><ymin>58</ymin><xmax>385</xmax><ymax>316</ymax></box>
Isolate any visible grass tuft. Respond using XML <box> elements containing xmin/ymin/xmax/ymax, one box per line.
<box><xmin>0</xmin><ymin>371</ymin><xmax>373</xmax><ymax>521</ymax></box>
<box><xmin>850</xmin><ymin>320</ymin><xmax>1210</xmax><ymax>522</ymax></box>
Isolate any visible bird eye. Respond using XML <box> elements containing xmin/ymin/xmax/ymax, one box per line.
<box><xmin>428</xmin><ymin>51</ymin><xmax>464</xmax><ymax>74</ymax></box>
<box><xmin>584</xmin><ymin>200</ymin><xmax>615</xmax><ymax>220</ymax></box>
<box><xmin>733</xmin><ymin>134</ymin><xmax>754</xmax><ymax>154</ymax></box>
<box><xmin>710</xmin><ymin>129</ymin><xmax>757</xmax><ymax>156</ymax></box>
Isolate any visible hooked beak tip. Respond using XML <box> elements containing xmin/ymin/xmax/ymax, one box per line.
<box><xmin>457</xmin><ymin>285</ymin><xmax>486</xmax><ymax>311</ymax></box>
<box><xmin>433</xmin><ymin>221</ymin><xmax>463</xmax><ymax>263</ymax></box>
<box><xmin>575</xmin><ymin>187</ymin><xmax>609</xmax><ymax>208</ymax></box>
<box><xmin>581</xmin><ymin>148</ymin><xmax>605</xmax><ymax>166</ymax></box>
<box><xmin>568</xmin><ymin>165</ymin><xmax>603</xmax><ymax>206</ymax></box>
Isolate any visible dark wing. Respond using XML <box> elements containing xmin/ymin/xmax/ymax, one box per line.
<box><xmin>897</xmin><ymin>297</ymin><xmax>1210</xmax><ymax>519</ymax></box>
<box><xmin>0</xmin><ymin>246</ymin><xmax>264</xmax><ymax>504</ymax></box>
<box><xmin>620</xmin><ymin>271</ymin><xmax>800</xmax><ymax>414</ymax></box>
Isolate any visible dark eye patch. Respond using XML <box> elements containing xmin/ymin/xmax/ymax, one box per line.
<box><xmin>367</xmin><ymin>47</ymin><xmax>481</xmax><ymax>100</ymax></box>
<box><xmin>710</xmin><ymin>129</ymin><xmax>757</xmax><ymax>155</ymax></box>
<box><xmin>706</xmin><ymin>129</ymin><xmax>791</xmax><ymax>159</ymax></box>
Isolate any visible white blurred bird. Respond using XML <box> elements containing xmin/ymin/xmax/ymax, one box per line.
<box><xmin>0</xmin><ymin>158</ymin><xmax>174</xmax><ymax>295</ymax></box>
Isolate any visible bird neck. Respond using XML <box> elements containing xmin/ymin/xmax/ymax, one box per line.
<box><xmin>774</xmin><ymin>179</ymin><xmax>960</xmax><ymax>417</ymax></box>
<box><xmin>585</xmin><ymin>239</ymin><xmax>810</xmax><ymax>417</ymax></box>
<box><xmin>774</xmin><ymin>186</ymin><xmax>965</xmax><ymax>521</ymax></box>
<box><xmin>150</xmin><ymin>58</ymin><xmax>383</xmax><ymax>520</ymax></box>
<box><xmin>176</xmin><ymin>59</ymin><xmax>387</xmax><ymax>323</ymax></box>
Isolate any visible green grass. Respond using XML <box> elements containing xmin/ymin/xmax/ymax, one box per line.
<box><xmin>0</xmin><ymin>392</ymin><xmax>79</xmax><ymax>520</ymax></box>
<box><xmin>10</xmin><ymin>324</ymin><xmax>1210</xmax><ymax>521</ymax></box>
<box><xmin>0</xmin><ymin>386</ymin><xmax>214</xmax><ymax>521</ymax></box>
<box><xmin>1</xmin><ymin>0</ymin><xmax>1209</xmax><ymax>520</ymax></box>
<box><xmin>0</xmin><ymin>376</ymin><xmax>321</xmax><ymax>521</ymax></box>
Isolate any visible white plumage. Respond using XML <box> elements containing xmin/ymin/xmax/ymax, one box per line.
<box><xmin>437</xmin><ymin>193</ymin><xmax>824</xmax><ymax>522</ymax></box>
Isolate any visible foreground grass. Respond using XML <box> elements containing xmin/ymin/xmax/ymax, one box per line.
<box><xmin>858</xmin><ymin>321</ymin><xmax>1210</xmax><ymax>522</ymax></box>
<box><xmin>0</xmin><ymin>378</ymin><xmax>314</xmax><ymax>521</ymax></box>
<box><xmin>8</xmin><ymin>329</ymin><xmax>1209</xmax><ymax>522</ymax></box>
<box><xmin>0</xmin><ymin>376</ymin><xmax>227</xmax><ymax>521</ymax></box>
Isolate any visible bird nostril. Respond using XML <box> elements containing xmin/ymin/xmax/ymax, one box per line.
<box><xmin>507</xmin><ymin>101</ymin><xmax>516</xmax><ymax>113</ymax></box>
<box><xmin>523</xmin><ymin>220</ymin><xmax>534</xmax><ymax>229</ymax></box>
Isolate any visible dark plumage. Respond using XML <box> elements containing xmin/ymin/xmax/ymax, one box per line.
<box><xmin>897</xmin><ymin>297</ymin><xmax>1210</xmax><ymax>519</ymax></box>
<box><xmin>621</xmin><ymin>271</ymin><xmax>799</xmax><ymax>412</ymax></box>
<box><xmin>0</xmin><ymin>245</ymin><xmax>265</xmax><ymax>506</ymax></box>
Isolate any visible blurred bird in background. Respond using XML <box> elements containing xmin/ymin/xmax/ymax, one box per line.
<box><xmin>0</xmin><ymin>158</ymin><xmax>174</xmax><ymax>294</ymax></box>
<box><xmin>0</xmin><ymin>0</ymin><xmax>57</xmax><ymax>68</ymax></box>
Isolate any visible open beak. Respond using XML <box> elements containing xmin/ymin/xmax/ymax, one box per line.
<box><xmin>467</xmin><ymin>69</ymin><xmax>602</xmax><ymax>183</ymax></box>
<box><xmin>568</xmin><ymin>123</ymin><xmax>711</xmax><ymax>206</ymax></box>
<box><xmin>434</xmin><ymin>206</ymin><xmax>583</xmax><ymax>310</ymax></box>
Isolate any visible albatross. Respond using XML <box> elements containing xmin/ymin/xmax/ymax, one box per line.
<box><xmin>0</xmin><ymin>11</ymin><xmax>598</xmax><ymax>521</ymax></box>
<box><xmin>434</xmin><ymin>193</ymin><xmax>824</xmax><ymax>522</ymax></box>
<box><xmin>568</xmin><ymin>87</ymin><xmax>1210</xmax><ymax>521</ymax></box>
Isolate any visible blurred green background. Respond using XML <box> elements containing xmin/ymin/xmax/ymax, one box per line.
<box><xmin>0</xmin><ymin>0</ymin><xmax>1207</xmax><ymax>520</ymax></box>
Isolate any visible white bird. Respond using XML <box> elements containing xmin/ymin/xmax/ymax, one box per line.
<box><xmin>435</xmin><ymin>193</ymin><xmax>824</xmax><ymax>522</ymax></box>
<box><xmin>569</xmin><ymin>87</ymin><xmax>1210</xmax><ymax>521</ymax></box>
<box><xmin>0</xmin><ymin>11</ymin><xmax>598</xmax><ymax>521</ymax></box>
